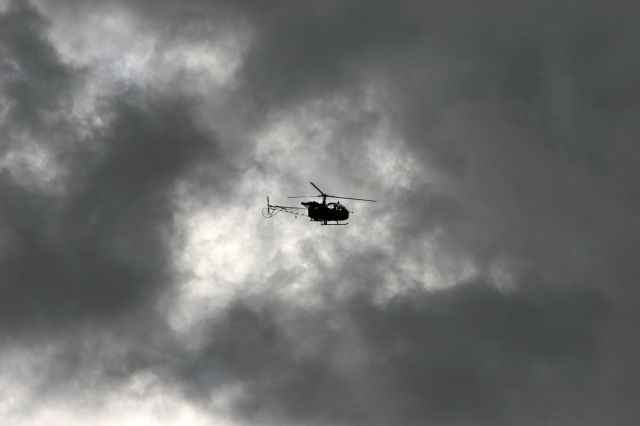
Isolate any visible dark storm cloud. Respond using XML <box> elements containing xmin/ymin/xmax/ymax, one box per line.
<box><xmin>235</xmin><ymin>0</ymin><xmax>422</xmax><ymax>107</ymax></box>
<box><xmin>160</xmin><ymin>1</ymin><xmax>640</xmax><ymax>425</ymax></box>
<box><xmin>4</xmin><ymin>0</ymin><xmax>640</xmax><ymax>425</ymax></box>
<box><xmin>0</xmin><ymin>1</ymin><xmax>220</xmax><ymax>333</ymax></box>
<box><xmin>174</xmin><ymin>281</ymin><xmax>608</xmax><ymax>426</ymax></box>
<box><xmin>0</xmin><ymin>0</ymin><xmax>74</xmax><ymax>144</ymax></box>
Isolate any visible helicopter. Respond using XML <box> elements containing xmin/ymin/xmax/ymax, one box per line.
<box><xmin>263</xmin><ymin>182</ymin><xmax>377</xmax><ymax>225</ymax></box>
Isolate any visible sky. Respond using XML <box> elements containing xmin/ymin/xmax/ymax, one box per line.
<box><xmin>1</xmin><ymin>0</ymin><xmax>640</xmax><ymax>425</ymax></box>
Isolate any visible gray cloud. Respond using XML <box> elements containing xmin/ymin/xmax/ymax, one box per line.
<box><xmin>0</xmin><ymin>1</ymin><xmax>221</xmax><ymax>335</ymax></box>
<box><xmin>0</xmin><ymin>1</ymin><xmax>73</xmax><ymax>134</ymax></box>
<box><xmin>172</xmin><ymin>280</ymin><xmax>608</xmax><ymax>426</ymax></box>
<box><xmin>3</xmin><ymin>0</ymin><xmax>640</xmax><ymax>424</ymax></box>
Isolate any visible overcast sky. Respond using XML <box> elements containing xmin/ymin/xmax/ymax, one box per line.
<box><xmin>2</xmin><ymin>0</ymin><xmax>640</xmax><ymax>424</ymax></box>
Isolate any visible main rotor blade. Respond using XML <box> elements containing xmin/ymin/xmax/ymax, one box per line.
<box><xmin>326</xmin><ymin>195</ymin><xmax>377</xmax><ymax>202</ymax></box>
<box><xmin>287</xmin><ymin>195</ymin><xmax>323</xmax><ymax>199</ymax></box>
<box><xmin>309</xmin><ymin>182</ymin><xmax>326</xmax><ymax>196</ymax></box>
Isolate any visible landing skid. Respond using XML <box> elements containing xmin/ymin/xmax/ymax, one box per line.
<box><xmin>321</xmin><ymin>222</ymin><xmax>349</xmax><ymax>226</ymax></box>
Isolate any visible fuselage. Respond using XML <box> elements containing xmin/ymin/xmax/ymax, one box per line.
<box><xmin>302</xmin><ymin>201</ymin><xmax>349</xmax><ymax>222</ymax></box>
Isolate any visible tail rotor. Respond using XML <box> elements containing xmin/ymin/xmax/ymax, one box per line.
<box><xmin>262</xmin><ymin>196</ymin><xmax>273</xmax><ymax>218</ymax></box>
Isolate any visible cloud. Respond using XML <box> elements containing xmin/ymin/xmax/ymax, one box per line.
<box><xmin>3</xmin><ymin>0</ymin><xmax>640</xmax><ymax>425</ymax></box>
<box><xmin>171</xmin><ymin>280</ymin><xmax>607</xmax><ymax>426</ymax></box>
<box><xmin>0</xmin><ymin>1</ymin><xmax>222</xmax><ymax>334</ymax></box>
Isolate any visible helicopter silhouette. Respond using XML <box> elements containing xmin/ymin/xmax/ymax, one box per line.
<box><xmin>263</xmin><ymin>182</ymin><xmax>377</xmax><ymax>225</ymax></box>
